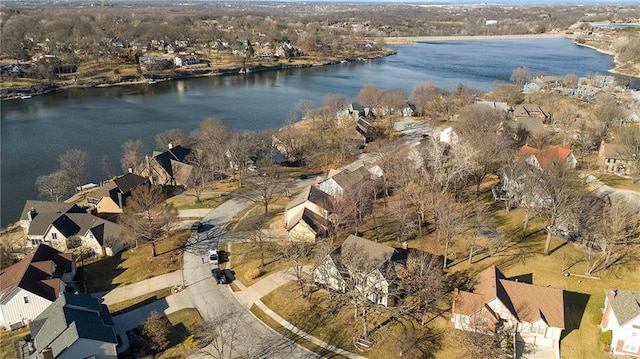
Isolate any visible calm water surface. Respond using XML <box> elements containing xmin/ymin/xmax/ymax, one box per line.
<box><xmin>0</xmin><ymin>38</ymin><xmax>621</xmax><ymax>226</ymax></box>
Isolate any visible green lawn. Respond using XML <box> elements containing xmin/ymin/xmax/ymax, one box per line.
<box><xmin>83</xmin><ymin>231</ymin><xmax>187</xmax><ymax>293</ymax></box>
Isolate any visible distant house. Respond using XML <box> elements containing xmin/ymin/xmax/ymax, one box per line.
<box><xmin>476</xmin><ymin>100</ymin><xmax>508</xmax><ymax>112</ymax></box>
<box><xmin>513</xmin><ymin>104</ymin><xmax>550</xmax><ymax>123</ymax></box>
<box><xmin>516</xmin><ymin>144</ymin><xmax>577</xmax><ymax>171</ymax></box>
<box><xmin>523</xmin><ymin>82</ymin><xmax>541</xmax><ymax>94</ymax></box>
<box><xmin>318</xmin><ymin>167</ymin><xmax>369</xmax><ymax>197</ymax></box>
<box><xmin>452</xmin><ymin>266</ymin><xmax>565</xmax><ymax>353</ymax></box>
<box><xmin>86</xmin><ymin>173</ymin><xmax>148</xmax><ymax>215</ymax></box>
<box><xmin>174</xmin><ymin>52</ymin><xmax>200</xmax><ymax>67</ymax></box>
<box><xmin>30</xmin><ymin>292</ymin><xmax>118</xmax><ymax>359</ymax></box>
<box><xmin>314</xmin><ymin>234</ymin><xmax>404</xmax><ymax>306</ymax></box>
<box><xmin>135</xmin><ymin>144</ymin><xmax>196</xmax><ymax>188</ymax></box>
<box><xmin>0</xmin><ymin>244</ymin><xmax>75</xmax><ymax>330</ymax></box>
<box><xmin>598</xmin><ymin>142</ymin><xmax>632</xmax><ymax>175</ymax></box>
<box><xmin>601</xmin><ymin>289</ymin><xmax>640</xmax><ymax>357</ymax></box>
<box><xmin>138</xmin><ymin>56</ymin><xmax>171</xmax><ymax>71</ymax></box>
<box><xmin>348</xmin><ymin>102</ymin><xmax>374</xmax><ymax>119</ymax></box>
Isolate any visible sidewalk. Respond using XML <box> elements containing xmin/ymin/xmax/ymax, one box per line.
<box><xmin>111</xmin><ymin>289</ymin><xmax>194</xmax><ymax>332</ymax></box>
<box><xmin>228</xmin><ymin>246</ymin><xmax>366</xmax><ymax>359</ymax></box>
<box><xmin>92</xmin><ymin>270</ymin><xmax>183</xmax><ymax>305</ymax></box>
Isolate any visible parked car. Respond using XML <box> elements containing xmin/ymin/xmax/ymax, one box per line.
<box><xmin>209</xmin><ymin>249</ymin><xmax>219</xmax><ymax>265</ymax></box>
<box><xmin>212</xmin><ymin>268</ymin><xmax>226</xmax><ymax>284</ymax></box>
<box><xmin>190</xmin><ymin>221</ymin><xmax>202</xmax><ymax>232</ymax></box>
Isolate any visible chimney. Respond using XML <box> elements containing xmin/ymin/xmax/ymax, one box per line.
<box><xmin>28</xmin><ymin>207</ymin><xmax>36</xmax><ymax>221</ymax></box>
<box><xmin>402</xmin><ymin>241</ymin><xmax>408</xmax><ymax>250</ymax></box>
<box><xmin>128</xmin><ymin>167</ymin><xmax>133</xmax><ymax>174</ymax></box>
<box><xmin>42</xmin><ymin>347</ymin><xmax>54</xmax><ymax>359</ymax></box>
<box><xmin>168</xmin><ymin>142</ymin><xmax>173</xmax><ymax>149</ymax></box>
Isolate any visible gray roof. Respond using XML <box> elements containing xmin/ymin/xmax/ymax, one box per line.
<box><xmin>31</xmin><ymin>292</ymin><xmax>117</xmax><ymax>358</ymax></box>
<box><xmin>602</xmin><ymin>143</ymin><xmax>629</xmax><ymax>159</ymax></box>
<box><xmin>20</xmin><ymin>200</ymin><xmax>85</xmax><ymax>221</ymax></box>
<box><xmin>285</xmin><ymin>185</ymin><xmax>332</xmax><ymax>212</ymax></box>
<box><xmin>342</xmin><ymin>234</ymin><xmax>397</xmax><ymax>264</ymax></box>
<box><xmin>610</xmin><ymin>290</ymin><xmax>640</xmax><ymax>326</ymax></box>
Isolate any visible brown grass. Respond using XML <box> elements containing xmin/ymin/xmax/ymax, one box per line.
<box><xmin>107</xmin><ymin>287</ymin><xmax>173</xmax><ymax>315</ymax></box>
<box><xmin>0</xmin><ymin>327</ymin><xmax>29</xmax><ymax>359</ymax></box>
<box><xmin>228</xmin><ymin>242</ymin><xmax>290</xmax><ymax>287</ymax></box>
<box><xmin>84</xmin><ymin>230</ymin><xmax>188</xmax><ymax>292</ymax></box>
<box><xmin>157</xmin><ymin>308</ymin><xmax>204</xmax><ymax>359</ymax></box>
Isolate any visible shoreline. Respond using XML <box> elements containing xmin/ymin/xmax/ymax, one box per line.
<box><xmin>1</xmin><ymin>51</ymin><xmax>396</xmax><ymax>101</ymax></box>
<box><xmin>384</xmin><ymin>33</ymin><xmax>569</xmax><ymax>44</ymax></box>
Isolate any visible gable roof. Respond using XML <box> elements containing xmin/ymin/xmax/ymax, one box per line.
<box><xmin>513</xmin><ymin>104</ymin><xmax>549</xmax><ymax>120</ymax></box>
<box><xmin>602</xmin><ymin>143</ymin><xmax>629</xmax><ymax>159</ymax></box>
<box><xmin>342</xmin><ymin>234</ymin><xmax>398</xmax><ymax>264</ymax></box>
<box><xmin>30</xmin><ymin>292</ymin><xmax>117</xmax><ymax>358</ymax></box>
<box><xmin>287</xmin><ymin>208</ymin><xmax>329</xmax><ymax>232</ymax></box>
<box><xmin>518</xmin><ymin>144</ymin><xmax>573</xmax><ymax>169</ymax></box>
<box><xmin>152</xmin><ymin>144</ymin><xmax>194</xmax><ymax>178</ymax></box>
<box><xmin>285</xmin><ymin>185</ymin><xmax>332</xmax><ymax>212</ymax></box>
<box><xmin>20</xmin><ymin>201</ymin><xmax>85</xmax><ymax>222</ymax></box>
<box><xmin>608</xmin><ymin>290</ymin><xmax>640</xmax><ymax>326</ymax></box>
<box><xmin>0</xmin><ymin>244</ymin><xmax>73</xmax><ymax>302</ymax></box>
<box><xmin>457</xmin><ymin>266</ymin><xmax>565</xmax><ymax>329</ymax></box>
<box><xmin>331</xmin><ymin>167</ymin><xmax>369</xmax><ymax>192</ymax></box>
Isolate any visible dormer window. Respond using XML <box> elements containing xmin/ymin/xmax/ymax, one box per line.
<box><xmin>23</xmin><ymin>296</ymin><xmax>29</xmax><ymax>304</ymax></box>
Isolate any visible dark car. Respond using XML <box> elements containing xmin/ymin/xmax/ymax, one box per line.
<box><xmin>190</xmin><ymin>221</ymin><xmax>202</xmax><ymax>232</ymax></box>
<box><xmin>212</xmin><ymin>268</ymin><xmax>226</xmax><ymax>284</ymax></box>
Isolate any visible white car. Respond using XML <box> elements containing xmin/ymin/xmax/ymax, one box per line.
<box><xmin>208</xmin><ymin>249</ymin><xmax>219</xmax><ymax>265</ymax></box>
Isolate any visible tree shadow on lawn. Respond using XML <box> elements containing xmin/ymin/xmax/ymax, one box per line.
<box><xmin>561</xmin><ymin>290</ymin><xmax>590</xmax><ymax>340</ymax></box>
<box><xmin>82</xmin><ymin>252</ymin><xmax>126</xmax><ymax>292</ymax></box>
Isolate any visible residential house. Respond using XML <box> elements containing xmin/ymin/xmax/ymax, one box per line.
<box><xmin>502</xmin><ymin>145</ymin><xmax>577</xmax><ymax>207</ymax></box>
<box><xmin>86</xmin><ymin>173</ymin><xmax>148</xmax><ymax>215</ymax></box>
<box><xmin>0</xmin><ymin>244</ymin><xmax>75</xmax><ymax>330</ymax></box>
<box><xmin>348</xmin><ymin>102</ymin><xmax>374</xmax><ymax>119</ymax></box>
<box><xmin>20</xmin><ymin>201</ymin><xmax>86</xmax><ymax>239</ymax></box>
<box><xmin>135</xmin><ymin>143</ymin><xmax>195</xmax><ymax>188</ymax></box>
<box><xmin>138</xmin><ymin>56</ymin><xmax>171</xmax><ymax>71</ymax></box>
<box><xmin>318</xmin><ymin>166</ymin><xmax>369</xmax><ymax>197</ymax></box>
<box><xmin>523</xmin><ymin>82</ymin><xmax>541</xmax><ymax>94</ymax></box>
<box><xmin>23</xmin><ymin>209</ymin><xmax>124</xmax><ymax>256</ymax></box>
<box><xmin>285</xmin><ymin>185</ymin><xmax>332</xmax><ymax>228</ymax></box>
<box><xmin>287</xmin><ymin>208</ymin><xmax>329</xmax><ymax>242</ymax></box>
<box><xmin>174</xmin><ymin>52</ymin><xmax>200</xmax><ymax>67</ymax></box>
<box><xmin>598</xmin><ymin>142</ymin><xmax>633</xmax><ymax>175</ymax></box>
<box><xmin>29</xmin><ymin>292</ymin><xmax>118</xmax><ymax>359</ymax></box>
<box><xmin>476</xmin><ymin>100</ymin><xmax>509</xmax><ymax>112</ymax></box>
<box><xmin>513</xmin><ymin>104</ymin><xmax>550</xmax><ymax>123</ymax></box>
<box><xmin>452</xmin><ymin>266</ymin><xmax>565</xmax><ymax>353</ymax></box>
<box><xmin>314</xmin><ymin>234</ymin><xmax>404</xmax><ymax>306</ymax></box>
<box><xmin>601</xmin><ymin>289</ymin><xmax>640</xmax><ymax>357</ymax></box>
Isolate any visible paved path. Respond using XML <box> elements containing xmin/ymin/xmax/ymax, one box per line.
<box><xmin>92</xmin><ymin>270</ymin><xmax>183</xmax><ymax>305</ymax></box>
<box><xmin>111</xmin><ymin>290</ymin><xmax>194</xmax><ymax>332</ymax></box>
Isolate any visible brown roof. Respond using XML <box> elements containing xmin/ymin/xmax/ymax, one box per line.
<box><xmin>602</xmin><ymin>143</ymin><xmax>629</xmax><ymax>159</ymax></box>
<box><xmin>287</xmin><ymin>208</ymin><xmax>329</xmax><ymax>233</ymax></box>
<box><xmin>342</xmin><ymin>234</ymin><xmax>397</xmax><ymax>264</ymax></box>
<box><xmin>331</xmin><ymin>167</ymin><xmax>369</xmax><ymax>192</ymax></box>
<box><xmin>608</xmin><ymin>290</ymin><xmax>640</xmax><ymax>326</ymax></box>
<box><xmin>0</xmin><ymin>244</ymin><xmax>73</xmax><ymax>302</ymax></box>
<box><xmin>456</xmin><ymin>266</ymin><xmax>565</xmax><ymax>329</ymax></box>
<box><xmin>513</xmin><ymin>104</ymin><xmax>549</xmax><ymax>120</ymax></box>
<box><xmin>85</xmin><ymin>181</ymin><xmax>117</xmax><ymax>200</ymax></box>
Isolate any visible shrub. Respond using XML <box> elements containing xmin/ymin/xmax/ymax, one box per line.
<box><xmin>600</xmin><ymin>330</ymin><xmax>612</xmax><ymax>347</ymax></box>
<box><xmin>142</xmin><ymin>310</ymin><xmax>170</xmax><ymax>351</ymax></box>
<box><xmin>244</xmin><ymin>267</ymin><xmax>262</xmax><ymax>281</ymax></box>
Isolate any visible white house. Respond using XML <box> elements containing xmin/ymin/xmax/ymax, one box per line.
<box><xmin>284</xmin><ymin>185</ymin><xmax>332</xmax><ymax>229</ymax></box>
<box><xmin>174</xmin><ymin>52</ymin><xmax>200</xmax><ymax>67</ymax></box>
<box><xmin>452</xmin><ymin>266</ymin><xmax>565</xmax><ymax>354</ymax></box>
<box><xmin>30</xmin><ymin>292</ymin><xmax>118</xmax><ymax>359</ymax></box>
<box><xmin>0</xmin><ymin>245</ymin><xmax>75</xmax><ymax>330</ymax></box>
<box><xmin>601</xmin><ymin>289</ymin><xmax>640</xmax><ymax>357</ymax></box>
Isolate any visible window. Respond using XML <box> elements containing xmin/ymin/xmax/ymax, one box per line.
<box><xmin>23</xmin><ymin>296</ymin><xmax>29</xmax><ymax>304</ymax></box>
<box><xmin>51</xmin><ymin>233</ymin><xmax>57</xmax><ymax>240</ymax></box>
<box><xmin>623</xmin><ymin>343</ymin><xmax>638</xmax><ymax>353</ymax></box>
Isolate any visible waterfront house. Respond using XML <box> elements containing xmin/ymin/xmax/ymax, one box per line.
<box><xmin>0</xmin><ymin>244</ymin><xmax>75</xmax><ymax>330</ymax></box>
<box><xmin>174</xmin><ymin>52</ymin><xmax>200</xmax><ymax>67</ymax></box>
<box><xmin>452</xmin><ymin>266</ymin><xmax>565</xmax><ymax>354</ymax></box>
<box><xmin>86</xmin><ymin>173</ymin><xmax>148</xmax><ymax>215</ymax></box>
<box><xmin>285</xmin><ymin>185</ymin><xmax>332</xmax><ymax>229</ymax></box>
<box><xmin>135</xmin><ymin>143</ymin><xmax>196</xmax><ymax>188</ymax></box>
<box><xmin>513</xmin><ymin>104</ymin><xmax>550</xmax><ymax>123</ymax></box>
<box><xmin>30</xmin><ymin>292</ymin><xmax>118</xmax><ymax>359</ymax></box>
<box><xmin>20</xmin><ymin>201</ymin><xmax>86</xmax><ymax>242</ymax></box>
<box><xmin>600</xmin><ymin>289</ymin><xmax>640</xmax><ymax>357</ymax></box>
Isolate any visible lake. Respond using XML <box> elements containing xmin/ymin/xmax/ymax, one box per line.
<box><xmin>0</xmin><ymin>38</ymin><xmax>621</xmax><ymax>227</ymax></box>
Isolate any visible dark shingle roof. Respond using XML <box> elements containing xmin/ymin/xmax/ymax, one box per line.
<box><xmin>31</xmin><ymin>292</ymin><xmax>117</xmax><ymax>358</ymax></box>
<box><xmin>113</xmin><ymin>172</ymin><xmax>148</xmax><ymax>193</ymax></box>
<box><xmin>610</xmin><ymin>290</ymin><xmax>640</xmax><ymax>326</ymax></box>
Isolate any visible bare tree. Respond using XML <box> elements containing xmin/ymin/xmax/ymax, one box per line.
<box><xmin>456</xmin><ymin>321</ymin><xmax>516</xmax><ymax>359</ymax></box>
<box><xmin>411</xmin><ymin>81</ymin><xmax>437</xmax><ymax>118</ymax></box>
<box><xmin>490</xmin><ymin>83</ymin><xmax>524</xmax><ymax>107</ymax></box>
<box><xmin>617</xmin><ymin>126</ymin><xmax>640</xmax><ymax>183</ymax></box>
<box><xmin>118</xmin><ymin>185</ymin><xmax>178</xmax><ymax>256</ymax></box>
<box><xmin>185</xmin><ymin>148</ymin><xmax>210</xmax><ymax>203</ymax></box>
<box><xmin>155</xmin><ymin>128</ymin><xmax>189</xmax><ymax>150</ymax></box>
<box><xmin>58</xmin><ymin>149</ymin><xmax>88</xmax><ymax>191</ymax></box>
<box><xmin>395</xmin><ymin>250</ymin><xmax>445</xmax><ymax>325</ymax></box>
<box><xmin>239</xmin><ymin>164</ymin><xmax>285</xmax><ymax>214</ymax></box>
<box><xmin>191</xmin><ymin>118</ymin><xmax>229</xmax><ymax>178</ymax></box>
<box><xmin>510</xmin><ymin>66</ymin><xmax>529</xmax><ymax>85</ymax></box>
<box><xmin>121</xmin><ymin>139</ymin><xmax>147</xmax><ymax>173</ymax></box>
<box><xmin>279</xmin><ymin>241</ymin><xmax>313</xmax><ymax>299</ymax></box>
<box><xmin>143</xmin><ymin>310</ymin><xmax>171</xmax><ymax>352</ymax></box>
<box><xmin>432</xmin><ymin>192</ymin><xmax>468</xmax><ymax>269</ymax></box>
<box><xmin>355</xmin><ymin>84</ymin><xmax>384</xmax><ymax>113</ymax></box>
<box><xmin>36</xmin><ymin>171</ymin><xmax>71</xmax><ymax>201</ymax></box>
